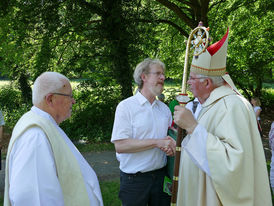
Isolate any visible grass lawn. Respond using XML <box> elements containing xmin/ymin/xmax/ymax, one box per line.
<box><xmin>100</xmin><ymin>179</ymin><xmax>121</xmax><ymax>206</ymax></box>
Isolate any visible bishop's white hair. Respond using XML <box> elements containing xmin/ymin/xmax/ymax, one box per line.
<box><xmin>197</xmin><ymin>74</ymin><xmax>225</xmax><ymax>87</ymax></box>
<box><xmin>32</xmin><ymin>72</ymin><xmax>69</xmax><ymax>105</ymax></box>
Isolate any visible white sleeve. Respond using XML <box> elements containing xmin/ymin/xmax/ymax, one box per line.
<box><xmin>9</xmin><ymin>127</ymin><xmax>65</xmax><ymax>206</ymax></box>
<box><xmin>184</xmin><ymin>124</ymin><xmax>211</xmax><ymax>176</ymax></box>
<box><xmin>111</xmin><ymin>102</ymin><xmax>132</xmax><ymax>142</ymax></box>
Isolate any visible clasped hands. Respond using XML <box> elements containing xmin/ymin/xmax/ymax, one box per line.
<box><xmin>159</xmin><ymin>136</ymin><xmax>176</xmax><ymax>156</ymax></box>
<box><xmin>159</xmin><ymin>106</ymin><xmax>198</xmax><ymax>156</ymax></box>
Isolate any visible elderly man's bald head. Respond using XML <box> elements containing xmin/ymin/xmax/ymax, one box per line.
<box><xmin>32</xmin><ymin>72</ymin><xmax>70</xmax><ymax>105</ymax></box>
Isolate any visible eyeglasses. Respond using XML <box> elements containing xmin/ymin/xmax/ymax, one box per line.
<box><xmin>147</xmin><ymin>72</ymin><xmax>165</xmax><ymax>77</ymax></box>
<box><xmin>52</xmin><ymin>92</ymin><xmax>74</xmax><ymax>99</ymax></box>
<box><xmin>188</xmin><ymin>76</ymin><xmax>207</xmax><ymax>81</ymax></box>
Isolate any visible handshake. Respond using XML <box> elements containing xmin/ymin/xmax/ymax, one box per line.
<box><xmin>159</xmin><ymin>136</ymin><xmax>176</xmax><ymax>156</ymax></box>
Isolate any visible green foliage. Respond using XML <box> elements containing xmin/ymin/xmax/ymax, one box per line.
<box><xmin>162</xmin><ymin>79</ymin><xmax>195</xmax><ymax>105</ymax></box>
<box><xmin>260</xmin><ymin>88</ymin><xmax>274</xmax><ymax>109</ymax></box>
<box><xmin>61</xmin><ymin>78</ymin><xmax>121</xmax><ymax>143</ymax></box>
<box><xmin>0</xmin><ymin>85</ymin><xmax>31</xmax><ymax>132</ymax></box>
<box><xmin>0</xmin><ymin>79</ymin><xmax>121</xmax><ymax>143</ymax></box>
<box><xmin>0</xmin><ymin>0</ymin><xmax>142</xmax><ymax>100</ymax></box>
<box><xmin>0</xmin><ymin>81</ymin><xmax>273</xmax><ymax>142</ymax></box>
<box><xmin>0</xmin><ymin>0</ymin><xmax>273</xmax><ymax>141</ymax></box>
<box><xmin>0</xmin><ymin>0</ymin><xmax>273</xmax><ymax>101</ymax></box>
<box><xmin>208</xmin><ymin>0</ymin><xmax>274</xmax><ymax>98</ymax></box>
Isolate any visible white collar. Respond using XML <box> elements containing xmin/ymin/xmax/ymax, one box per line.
<box><xmin>31</xmin><ymin>106</ymin><xmax>58</xmax><ymax>126</ymax></box>
<box><xmin>135</xmin><ymin>91</ymin><xmax>158</xmax><ymax>106</ymax></box>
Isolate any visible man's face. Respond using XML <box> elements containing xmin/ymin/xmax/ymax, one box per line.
<box><xmin>52</xmin><ymin>81</ymin><xmax>75</xmax><ymax>124</ymax></box>
<box><xmin>143</xmin><ymin>64</ymin><xmax>165</xmax><ymax>96</ymax></box>
<box><xmin>187</xmin><ymin>72</ymin><xmax>206</xmax><ymax>99</ymax></box>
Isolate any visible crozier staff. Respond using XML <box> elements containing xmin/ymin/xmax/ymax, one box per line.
<box><xmin>174</xmin><ymin>29</ymin><xmax>272</xmax><ymax>205</ymax></box>
<box><xmin>170</xmin><ymin>23</ymin><xmax>210</xmax><ymax>205</ymax></box>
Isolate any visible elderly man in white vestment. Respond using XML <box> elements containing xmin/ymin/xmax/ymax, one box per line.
<box><xmin>174</xmin><ymin>29</ymin><xmax>272</xmax><ymax>206</ymax></box>
<box><xmin>4</xmin><ymin>72</ymin><xmax>103</xmax><ymax>206</ymax></box>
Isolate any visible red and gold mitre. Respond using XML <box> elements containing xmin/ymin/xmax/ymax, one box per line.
<box><xmin>190</xmin><ymin>28</ymin><xmax>241</xmax><ymax>95</ymax></box>
<box><xmin>191</xmin><ymin>28</ymin><xmax>229</xmax><ymax>76</ymax></box>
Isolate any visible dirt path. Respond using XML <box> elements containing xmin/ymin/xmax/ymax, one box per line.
<box><xmin>83</xmin><ymin>150</ymin><xmax>120</xmax><ymax>181</ymax></box>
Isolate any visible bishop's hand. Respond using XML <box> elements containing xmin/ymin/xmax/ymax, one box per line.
<box><xmin>174</xmin><ymin>105</ymin><xmax>198</xmax><ymax>134</ymax></box>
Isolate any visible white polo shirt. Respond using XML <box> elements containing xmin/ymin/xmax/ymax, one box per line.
<box><xmin>111</xmin><ymin>92</ymin><xmax>172</xmax><ymax>174</ymax></box>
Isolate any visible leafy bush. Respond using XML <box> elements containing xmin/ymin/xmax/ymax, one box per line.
<box><xmin>1</xmin><ymin>79</ymin><xmax>271</xmax><ymax>145</ymax></box>
<box><xmin>261</xmin><ymin>88</ymin><xmax>274</xmax><ymax>109</ymax></box>
<box><xmin>0</xmin><ymin>80</ymin><xmax>121</xmax><ymax>143</ymax></box>
<box><xmin>0</xmin><ymin>85</ymin><xmax>31</xmax><ymax>132</ymax></box>
<box><xmin>61</xmin><ymin>79</ymin><xmax>121</xmax><ymax>143</ymax></box>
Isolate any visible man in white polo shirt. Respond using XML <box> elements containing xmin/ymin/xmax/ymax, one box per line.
<box><xmin>111</xmin><ymin>58</ymin><xmax>176</xmax><ymax>206</ymax></box>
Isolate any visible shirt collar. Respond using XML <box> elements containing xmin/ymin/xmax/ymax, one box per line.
<box><xmin>194</xmin><ymin>97</ymin><xmax>200</xmax><ymax>103</ymax></box>
<box><xmin>31</xmin><ymin>106</ymin><xmax>58</xmax><ymax>126</ymax></box>
<box><xmin>135</xmin><ymin>91</ymin><xmax>158</xmax><ymax>106</ymax></box>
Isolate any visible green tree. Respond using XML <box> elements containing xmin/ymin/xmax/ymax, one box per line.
<box><xmin>209</xmin><ymin>0</ymin><xmax>274</xmax><ymax>98</ymax></box>
<box><xmin>0</xmin><ymin>0</ymin><xmax>142</xmax><ymax>100</ymax></box>
<box><xmin>139</xmin><ymin>0</ymin><xmax>273</xmax><ymax>98</ymax></box>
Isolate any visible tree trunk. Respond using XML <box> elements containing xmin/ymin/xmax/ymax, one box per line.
<box><xmin>101</xmin><ymin>0</ymin><xmax>133</xmax><ymax>99</ymax></box>
<box><xmin>18</xmin><ymin>72</ymin><xmax>32</xmax><ymax>103</ymax></box>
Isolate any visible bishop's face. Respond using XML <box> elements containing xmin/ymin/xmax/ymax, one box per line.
<box><xmin>187</xmin><ymin>72</ymin><xmax>206</xmax><ymax>99</ymax></box>
<box><xmin>187</xmin><ymin>72</ymin><xmax>214</xmax><ymax>104</ymax></box>
<box><xmin>143</xmin><ymin>64</ymin><xmax>165</xmax><ymax>97</ymax></box>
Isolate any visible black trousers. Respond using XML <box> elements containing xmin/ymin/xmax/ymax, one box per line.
<box><xmin>119</xmin><ymin>167</ymin><xmax>171</xmax><ymax>206</ymax></box>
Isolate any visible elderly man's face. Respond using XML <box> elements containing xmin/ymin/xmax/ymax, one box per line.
<box><xmin>52</xmin><ymin>81</ymin><xmax>75</xmax><ymax>124</ymax></box>
<box><xmin>187</xmin><ymin>72</ymin><xmax>207</xmax><ymax>100</ymax></box>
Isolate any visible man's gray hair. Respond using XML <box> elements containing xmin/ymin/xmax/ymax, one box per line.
<box><xmin>32</xmin><ymin>72</ymin><xmax>70</xmax><ymax>105</ymax></box>
<box><xmin>133</xmin><ymin>58</ymin><xmax>165</xmax><ymax>89</ymax></box>
<box><xmin>197</xmin><ymin>74</ymin><xmax>225</xmax><ymax>87</ymax></box>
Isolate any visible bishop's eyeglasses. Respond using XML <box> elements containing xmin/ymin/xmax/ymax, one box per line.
<box><xmin>52</xmin><ymin>92</ymin><xmax>74</xmax><ymax>99</ymax></box>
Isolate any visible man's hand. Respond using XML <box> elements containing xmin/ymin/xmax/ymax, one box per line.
<box><xmin>159</xmin><ymin>136</ymin><xmax>176</xmax><ymax>156</ymax></box>
<box><xmin>174</xmin><ymin>106</ymin><xmax>198</xmax><ymax>134</ymax></box>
